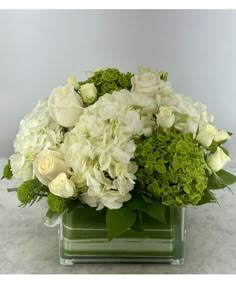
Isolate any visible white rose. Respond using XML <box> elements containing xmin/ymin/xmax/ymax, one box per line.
<box><xmin>207</xmin><ymin>147</ymin><xmax>231</xmax><ymax>172</ymax></box>
<box><xmin>67</xmin><ymin>76</ymin><xmax>80</xmax><ymax>91</ymax></box>
<box><xmin>156</xmin><ymin>106</ymin><xmax>175</xmax><ymax>128</ymax></box>
<box><xmin>48</xmin><ymin>173</ymin><xmax>76</xmax><ymax>198</ymax></box>
<box><xmin>35</xmin><ymin>150</ymin><xmax>69</xmax><ymax>185</ymax></box>
<box><xmin>196</xmin><ymin>124</ymin><xmax>218</xmax><ymax>147</ymax></box>
<box><xmin>131</xmin><ymin>68</ymin><xmax>161</xmax><ymax>96</ymax></box>
<box><xmin>80</xmin><ymin>83</ymin><xmax>97</xmax><ymax>104</ymax></box>
<box><xmin>214</xmin><ymin>130</ymin><xmax>231</xmax><ymax>143</ymax></box>
<box><xmin>48</xmin><ymin>84</ymin><xmax>83</xmax><ymax>127</ymax></box>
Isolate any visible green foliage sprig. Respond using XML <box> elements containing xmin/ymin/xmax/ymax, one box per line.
<box><xmin>134</xmin><ymin>129</ymin><xmax>209</xmax><ymax>206</ymax></box>
<box><xmin>1</xmin><ymin>160</ymin><xmax>13</xmax><ymax>180</ymax></box>
<box><xmin>79</xmin><ymin>68</ymin><xmax>133</xmax><ymax>98</ymax></box>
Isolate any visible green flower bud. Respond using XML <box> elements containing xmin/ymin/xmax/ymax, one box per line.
<box><xmin>67</xmin><ymin>76</ymin><xmax>80</xmax><ymax>91</ymax></box>
<box><xmin>159</xmin><ymin>71</ymin><xmax>168</xmax><ymax>81</ymax></box>
<box><xmin>80</xmin><ymin>83</ymin><xmax>97</xmax><ymax>104</ymax></box>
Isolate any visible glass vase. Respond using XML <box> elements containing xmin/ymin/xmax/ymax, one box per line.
<box><xmin>58</xmin><ymin>205</ymin><xmax>186</xmax><ymax>265</ymax></box>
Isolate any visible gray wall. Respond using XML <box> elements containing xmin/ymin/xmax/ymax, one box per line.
<box><xmin>0</xmin><ymin>10</ymin><xmax>235</xmax><ymax>157</ymax></box>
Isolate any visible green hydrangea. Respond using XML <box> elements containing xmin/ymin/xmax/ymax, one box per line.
<box><xmin>135</xmin><ymin>129</ymin><xmax>208</xmax><ymax>206</ymax></box>
<box><xmin>47</xmin><ymin>193</ymin><xmax>65</xmax><ymax>213</ymax></box>
<box><xmin>79</xmin><ymin>68</ymin><xmax>133</xmax><ymax>98</ymax></box>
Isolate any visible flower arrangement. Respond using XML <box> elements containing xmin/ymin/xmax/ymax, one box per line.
<box><xmin>2</xmin><ymin>67</ymin><xmax>236</xmax><ymax>240</ymax></box>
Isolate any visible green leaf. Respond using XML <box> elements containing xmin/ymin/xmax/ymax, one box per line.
<box><xmin>208</xmin><ymin>139</ymin><xmax>230</xmax><ymax>154</ymax></box>
<box><xmin>208</xmin><ymin>170</ymin><xmax>236</xmax><ymax>190</ymax></box>
<box><xmin>145</xmin><ymin>202</ymin><xmax>166</xmax><ymax>223</ymax></box>
<box><xmin>131</xmin><ymin>211</ymin><xmax>144</xmax><ymax>232</ymax></box>
<box><xmin>131</xmin><ymin>221</ymin><xmax>144</xmax><ymax>232</ymax></box>
<box><xmin>66</xmin><ymin>199</ymin><xmax>81</xmax><ymax>213</ymax></box>
<box><xmin>207</xmin><ymin>175</ymin><xmax>224</xmax><ymax>190</ymax></box>
<box><xmin>126</xmin><ymin>195</ymin><xmax>166</xmax><ymax>224</ymax></box>
<box><xmin>106</xmin><ymin>206</ymin><xmax>136</xmax><ymax>241</ymax></box>
<box><xmin>141</xmin><ymin>194</ymin><xmax>153</xmax><ymax>203</ymax></box>
<box><xmin>220</xmin><ymin>146</ymin><xmax>229</xmax><ymax>156</ymax></box>
<box><xmin>1</xmin><ymin>160</ymin><xmax>13</xmax><ymax>180</ymax></box>
<box><xmin>208</xmin><ymin>140</ymin><xmax>218</xmax><ymax>153</ymax></box>
<box><xmin>217</xmin><ymin>170</ymin><xmax>236</xmax><ymax>185</ymax></box>
<box><xmin>197</xmin><ymin>190</ymin><xmax>217</xmax><ymax>205</ymax></box>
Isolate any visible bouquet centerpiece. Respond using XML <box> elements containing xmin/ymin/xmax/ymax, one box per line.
<box><xmin>2</xmin><ymin>67</ymin><xmax>236</xmax><ymax>265</ymax></box>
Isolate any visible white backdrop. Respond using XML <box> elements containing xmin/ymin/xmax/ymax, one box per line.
<box><xmin>0</xmin><ymin>10</ymin><xmax>235</xmax><ymax>156</ymax></box>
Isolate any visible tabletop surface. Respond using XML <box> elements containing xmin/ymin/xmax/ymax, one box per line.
<box><xmin>0</xmin><ymin>157</ymin><xmax>236</xmax><ymax>274</ymax></box>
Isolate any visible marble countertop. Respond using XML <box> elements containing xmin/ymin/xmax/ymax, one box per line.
<box><xmin>0</xmin><ymin>157</ymin><xmax>236</xmax><ymax>274</ymax></box>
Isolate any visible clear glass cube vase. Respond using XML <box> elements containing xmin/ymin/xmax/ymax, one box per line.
<box><xmin>58</xmin><ymin>205</ymin><xmax>186</xmax><ymax>265</ymax></box>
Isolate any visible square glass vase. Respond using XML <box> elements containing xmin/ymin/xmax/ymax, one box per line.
<box><xmin>58</xmin><ymin>205</ymin><xmax>186</xmax><ymax>265</ymax></box>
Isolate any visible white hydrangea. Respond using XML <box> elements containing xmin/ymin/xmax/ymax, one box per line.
<box><xmin>10</xmin><ymin>99</ymin><xmax>64</xmax><ymax>181</ymax></box>
<box><xmin>61</xmin><ymin>90</ymin><xmax>141</xmax><ymax>210</ymax></box>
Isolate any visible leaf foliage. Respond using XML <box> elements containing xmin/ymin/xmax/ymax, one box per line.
<box><xmin>106</xmin><ymin>206</ymin><xmax>136</xmax><ymax>241</ymax></box>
